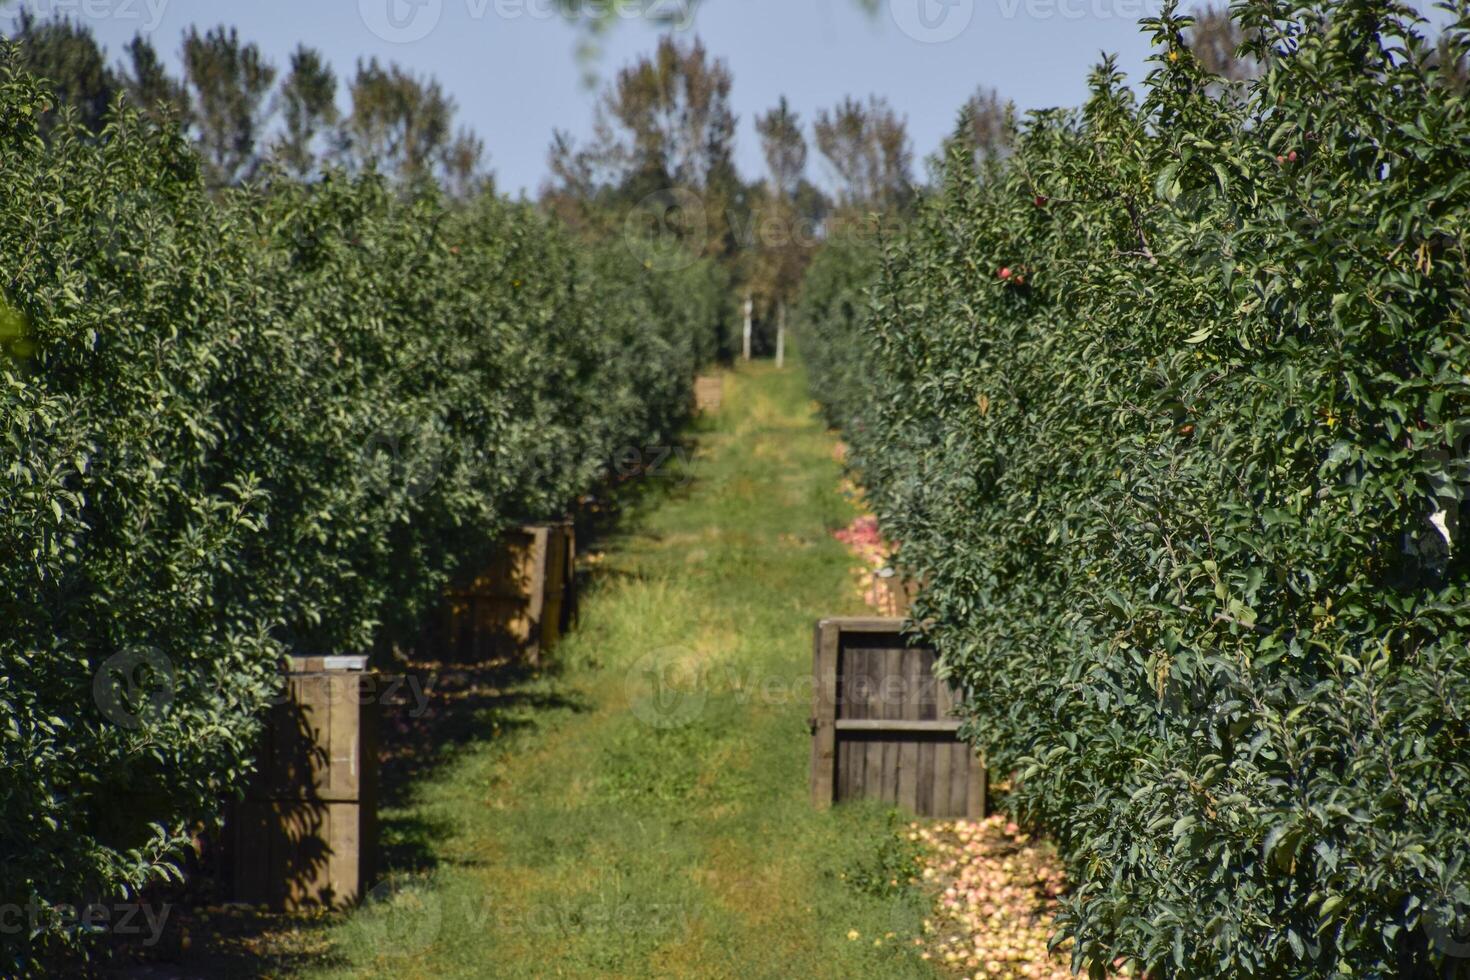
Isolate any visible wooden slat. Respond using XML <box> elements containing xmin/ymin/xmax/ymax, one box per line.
<box><xmin>829</xmin><ymin>617</ymin><xmax>906</xmax><ymax>634</ymax></box>
<box><xmin>252</xmin><ymin>671</ymin><xmax>370</xmax><ymax>802</ymax></box>
<box><xmin>917</xmin><ymin>735</ymin><xmax>935</xmax><ymax>815</ymax></box>
<box><xmin>897</xmin><ymin>648</ymin><xmax>919</xmax><ymax>811</ymax></box>
<box><xmin>844</xmin><ymin>646</ymin><xmax>866</xmax><ymax>721</ymax></box>
<box><xmin>448</xmin><ymin>524</ymin><xmax>568</xmax><ymax>665</ymax></box>
<box><xmin>917</xmin><ymin>648</ymin><xmax>937</xmax><ymax>721</ymax></box>
<box><xmin>539</xmin><ymin>523</ymin><xmax>575</xmax><ymax>656</ymax></box>
<box><xmin>876</xmin><ymin>648</ymin><xmax>897</xmax><ymax>803</ymax></box>
<box><xmin>559</xmin><ymin>523</ymin><xmax>577</xmax><ymax>638</ymax></box>
<box><xmin>523</xmin><ymin>526</ymin><xmax>550</xmax><ymax>665</ymax></box>
<box><xmin>844</xmin><ymin>646</ymin><xmax>864</xmax><ymax>799</ymax></box>
<box><xmin>932</xmin><ymin>739</ymin><xmax>954</xmax><ymax>816</ymax></box>
<box><xmin>834</xmin><ymin>719</ymin><xmax>964</xmax><ymax>734</ymax></box>
<box><xmin>949</xmin><ymin>740</ymin><xmax>970</xmax><ymax>817</ymax></box>
<box><xmin>863</xmin><ymin>646</ymin><xmax>885</xmax><ymax>805</ymax></box>
<box><xmin>836</xmin><ymin>647</ymin><xmax>850</xmax><ymax>799</ymax></box>
<box><xmin>937</xmin><ymin>667</ymin><xmax>956</xmax><ymax>720</ymax></box>
<box><xmin>809</xmin><ymin>620</ymin><xmax>839</xmax><ymax>810</ymax></box>
<box><xmin>967</xmin><ymin>748</ymin><xmax>988</xmax><ymax>818</ymax></box>
<box><xmin>229</xmin><ymin>800</ymin><xmax>372</xmax><ymax>910</ymax></box>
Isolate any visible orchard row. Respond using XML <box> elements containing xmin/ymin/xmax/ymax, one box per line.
<box><xmin>799</xmin><ymin>1</ymin><xmax>1470</xmax><ymax>975</ymax></box>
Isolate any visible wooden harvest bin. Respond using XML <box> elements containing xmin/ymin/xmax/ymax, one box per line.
<box><xmin>809</xmin><ymin>618</ymin><xmax>986</xmax><ymax>819</ymax></box>
<box><xmin>445</xmin><ymin>522</ymin><xmax>575</xmax><ymax>666</ymax></box>
<box><xmin>873</xmin><ymin>567</ymin><xmax>920</xmax><ymax>618</ymax></box>
<box><xmin>694</xmin><ymin>374</ymin><xmax>724</xmax><ymax>414</ymax></box>
<box><xmin>229</xmin><ymin>656</ymin><xmax>378</xmax><ymax>910</ymax></box>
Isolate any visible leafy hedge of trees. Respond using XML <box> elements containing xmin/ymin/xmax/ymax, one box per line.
<box><xmin>6</xmin><ymin>12</ymin><xmax>489</xmax><ymax>191</ymax></box>
<box><xmin>799</xmin><ymin>0</ymin><xmax>1470</xmax><ymax>974</ymax></box>
<box><xmin>0</xmin><ymin>44</ymin><xmax>723</xmax><ymax>965</ymax></box>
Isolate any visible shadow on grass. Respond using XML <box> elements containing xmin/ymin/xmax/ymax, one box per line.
<box><xmin>372</xmin><ymin>652</ymin><xmax>593</xmax><ymax>874</ymax></box>
<box><xmin>92</xmin><ymin>414</ymin><xmax>715</xmax><ymax>979</ymax></box>
<box><xmin>93</xmin><ymin>656</ymin><xmax>591</xmax><ymax>979</ymax></box>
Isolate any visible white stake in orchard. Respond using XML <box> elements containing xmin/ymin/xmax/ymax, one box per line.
<box><xmin>776</xmin><ymin>300</ymin><xmax>786</xmax><ymax>370</ymax></box>
<box><xmin>743</xmin><ymin>292</ymin><xmax>753</xmax><ymax>362</ymax></box>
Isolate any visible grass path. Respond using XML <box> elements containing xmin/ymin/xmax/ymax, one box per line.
<box><xmin>306</xmin><ymin>359</ymin><xmax>936</xmax><ymax>979</ymax></box>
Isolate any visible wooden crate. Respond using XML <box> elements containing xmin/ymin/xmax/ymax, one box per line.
<box><xmin>873</xmin><ymin>568</ymin><xmax>920</xmax><ymax>618</ymax></box>
<box><xmin>247</xmin><ymin>657</ymin><xmax>375</xmax><ymax>800</ymax></box>
<box><xmin>228</xmin><ymin>799</ymin><xmax>374</xmax><ymax>911</ymax></box>
<box><xmin>694</xmin><ymin>374</ymin><xmax>724</xmax><ymax>414</ymax></box>
<box><xmin>445</xmin><ymin>523</ymin><xmax>575</xmax><ymax>666</ymax></box>
<box><xmin>809</xmin><ymin>618</ymin><xmax>985</xmax><ymax>818</ymax></box>
<box><xmin>229</xmin><ymin>656</ymin><xmax>377</xmax><ymax>911</ymax></box>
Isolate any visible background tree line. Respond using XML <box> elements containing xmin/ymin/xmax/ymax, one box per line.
<box><xmin>13</xmin><ymin>3</ymin><xmax>1449</xmax><ymax>352</ymax></box>
<box><xmin>5</xmin><ymin>11</ymin><xmax>490</xmax><ymax>192</ymax></box>
<box><xmin>530</xmin><ymin>7</ymin><xmax>1299</xmax><ymax>347</ymax></box>
<box><xmin>538</xmin><ymin>34</ymin><xmax>1012</xmax><ymax>352</ymax></box>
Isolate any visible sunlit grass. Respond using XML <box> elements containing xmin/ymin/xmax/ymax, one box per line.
<box><xmin>306</xmin><ymin>354</ymin><xmax>935</xmax><ymax>979</ymax></box>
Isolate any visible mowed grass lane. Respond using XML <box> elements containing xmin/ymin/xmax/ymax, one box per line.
<box><xmin>305</xmin><ymin>358</ymin><xmax>935</xmax><ymax>979</ymax></box>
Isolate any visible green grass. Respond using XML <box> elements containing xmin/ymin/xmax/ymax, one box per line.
<box><xmin>305</xmin><ymin>357</ymin><xmax>936</xmax><ymax>980</ymax></box>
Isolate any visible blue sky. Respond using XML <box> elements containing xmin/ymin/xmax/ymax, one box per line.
<box><xmin>16</xmin><ymin>0</ymin><xmax>1175</xmax><ymax>195</ymax></box>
